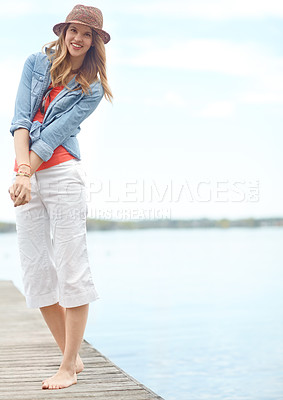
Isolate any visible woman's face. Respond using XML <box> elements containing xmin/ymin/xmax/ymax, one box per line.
<box><xmin>65</xmin><ymin>23</ymin><xmax>93</xmax><ymax>63</ymax></box>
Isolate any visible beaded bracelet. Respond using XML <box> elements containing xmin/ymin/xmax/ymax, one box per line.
<box><xmin>16</xmin><ymin>172</ymin><xmax>31</xmax><ymax>178</ymax></box>
<box><xmin>18</xmin><ymin>169</ymin><xmax>31</xmax><ymax>176</ymax></box>
<box><xmin>18</xmin><ymin>163</ymin><xmax>31</xmax><ymax>169</ymax></box>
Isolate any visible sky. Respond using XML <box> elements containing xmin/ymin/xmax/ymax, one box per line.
<box><xmin>1</xmin><ymin>0</ymin><xmax>283</xmax><ymax>221</ymax></box>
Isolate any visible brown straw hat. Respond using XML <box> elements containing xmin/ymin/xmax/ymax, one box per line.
<box><xmin>53</xmin><ymin>4</ymin><xmax>111</xmax><ymax>44</ymax></box>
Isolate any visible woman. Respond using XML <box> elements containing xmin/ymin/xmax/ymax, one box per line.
<box><xmin>8</xmin><ymin>5</ymin><xmax>112</xmax><ymax>390</ymax></box>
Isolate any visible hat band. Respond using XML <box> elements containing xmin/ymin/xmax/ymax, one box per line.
<box><xmin>67</xmin><ymin>19</ymin><xmax>101</xmax><ymax>30</ymax></box>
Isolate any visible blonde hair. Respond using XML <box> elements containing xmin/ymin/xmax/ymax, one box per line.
<box><xmin>43</xmin><ymin>24</ymin><xmax>113</xmax><ymax>102</ymax></box>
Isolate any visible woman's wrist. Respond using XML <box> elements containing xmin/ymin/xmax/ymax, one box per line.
<box><xmin>16</xmin><ymin>172</ymin><xmax>31</xmax><ymax>178</ymax></box>
<box><xmin>18</xmin><ymin>166</ymin><xmax>31</xmax><ymax>173</ymax></box>
<box><xmin>17</xmin><ymin>162</ymin><xmax>32</xmax><ymax>175</ymax></box>
<box><xmin>17</xmin><ymin>162</ymin><xmax>31</xmax><ymax>172</ymax></box>
<box><xmin>18</xmin><ymin>162</ymin><xmax>31</xmax><ymax>169</ymax></box>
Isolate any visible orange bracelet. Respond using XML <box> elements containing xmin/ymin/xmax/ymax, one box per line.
<box><xmin>18</xmin><ymin>170</ymin><xmax>31</xmax><ymax>177</ymax></box>
<box><xmin>18</xmin><ymin>163</ymin><xmax>31</xmax><ymax>169</ymax></box>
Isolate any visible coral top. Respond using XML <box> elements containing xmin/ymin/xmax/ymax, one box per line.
<box><xmin>14</xmin><ymin>84</ymin><xmax>75</xmax><ymax>172</ymax></box>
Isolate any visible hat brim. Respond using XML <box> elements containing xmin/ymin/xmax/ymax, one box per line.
<box><xmin>53</xmin><ymin>21</ymin><xmax>111</xmax><ymax>44</ymax></box>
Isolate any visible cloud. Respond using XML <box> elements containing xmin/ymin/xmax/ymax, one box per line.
<box><xmin>195</xmin><ymin>100</ymin><xmax>235</xmax><ymax>118</ymax></box>
<box><xmin>0</xmin><ymin>60</ymin><xmax>23</xmax><ymax>114</ymax></box>
<box><xmin>126</xmin><ymin>0</ymin><xmax>283</xmax><ymax>20</ymax></box>
<box><xmin>0</xmin><ymin>1</ymin><xmax>33</xmax><ymax>16</ymax></box>
<box><xmin>142</xmin><ymin>91</ymin><xmax>188</xmax><ymax>108</ymax></box>
<box><xmin>118</xmin><ymin>90</ymin><xmax>236</xmax><ymax>118</ymax></box>
<box><xmin>2</xmin><ymin>0</ymin><xmax>283</xmax><ymax>20</ymax></box>
<box><xmin>240</xmin><ymin>92</ymin><xmax>283</xmax><ymax>105</ymax></box>
<box><xmin>115</xmin><ymin>38</ymin><xmax>281</xmax><ymax>79</ymax></box>
<box><xmin>0</xmin><ymin>0</ymin><xmax>83</xmax><ymax>17</ymax></box>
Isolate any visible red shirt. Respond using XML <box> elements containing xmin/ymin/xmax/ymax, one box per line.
<box><xmin>14</xmin><ymin>84</ymin><xmax>75</xmax><ymax>172</ymax></box>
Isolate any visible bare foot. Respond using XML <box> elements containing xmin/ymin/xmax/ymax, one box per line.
<box><xmin>42</xmin><ymin>354</ymin><xmax>84</xmax><ymax>385</ymax></box>
<box><xmin>42</xmin><ymin>355</ymin><xmax>83</xmax><ymax>387</ymax></box>
<box><xmin>42</xmin><ymin>368</ymin><xmax>77</xmax><ymax>390</ymax></box>
<box><xmin>76</xmin><ymin>354</ymin><xmax>84</xmax><ymax>374</ymax></box>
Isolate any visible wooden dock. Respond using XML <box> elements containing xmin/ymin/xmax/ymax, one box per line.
<box><xmin>0</xmin><ymin>280</ymin><xmax>164</xmax><ymax>400</ymax></box>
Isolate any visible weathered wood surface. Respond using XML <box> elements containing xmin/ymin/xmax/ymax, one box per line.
<box><xmin>0</xmin><ymin>280</ymin><xmax>164</xmax><ymax>399</ymax></box>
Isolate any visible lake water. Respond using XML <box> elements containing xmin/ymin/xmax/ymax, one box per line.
<box><xmin>0</xmin><ymin>228</ymin><xmax>283</xmax><ymax>400</ymax></box>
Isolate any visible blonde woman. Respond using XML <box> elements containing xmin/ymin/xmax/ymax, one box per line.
<box><xmin>8</xmin><ymin>5</ymin><xmax>112</xmax><ymax>390</ymax></box>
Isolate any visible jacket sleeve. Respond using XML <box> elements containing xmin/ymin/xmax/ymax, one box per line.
<box><xmin>30</xmin><ymin>81</ymin><xmax>104</xmax><ymax>161</ymax></box>
<box><xmin>10</xmin><ymin>53</ymin><xmax>36</xmax><ymax>136</ymax></box>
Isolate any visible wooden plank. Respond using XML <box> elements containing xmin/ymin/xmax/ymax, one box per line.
<box><xmin>0</xmin><ymin>280</ymin><xmax>164</xmax><ymax>399</ymax></box>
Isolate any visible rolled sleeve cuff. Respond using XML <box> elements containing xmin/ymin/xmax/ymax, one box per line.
<box><xmin>30</xmin><ymin>138</ymin><xmax>54</xmax><ymax>162</ymax></box>
<box><xmin>10</xmin><ymin>119</ymin><xmax>32</xmax><ymax>136</ymax></box>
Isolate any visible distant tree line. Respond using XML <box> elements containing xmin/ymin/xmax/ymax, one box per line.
<box><xmin>1</xmin><ymin>217</ymin><xmax>283</xmax><ymax>233</ymax></box>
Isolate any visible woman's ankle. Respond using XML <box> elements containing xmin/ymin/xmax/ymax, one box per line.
<box><xmin>59</xmin><ymin>360</ymin><xmax>77</xmax><ymax>374</ymax></box>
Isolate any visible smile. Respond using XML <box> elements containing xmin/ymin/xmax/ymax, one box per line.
<box><xmin>71</xmin><ymin>43</ymin><xmax>83</xmax><ymax>49</ymax></box>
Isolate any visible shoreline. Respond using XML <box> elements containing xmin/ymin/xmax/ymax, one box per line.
<box><xmin>1</xmin><ymin>216</ymin><xmax>283</xmax><ymax>233</ymax></box>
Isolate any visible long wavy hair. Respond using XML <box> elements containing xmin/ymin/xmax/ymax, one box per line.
<box><xmin>43</xmin><ymin>24</ymin><xmax>113</xmax><ymax>102</ymax></box>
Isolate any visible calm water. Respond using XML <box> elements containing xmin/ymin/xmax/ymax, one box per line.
<box><xmin>1</xmin><ymin>228</ymin><xmax>283</xmax><ymax>400</ymax></box>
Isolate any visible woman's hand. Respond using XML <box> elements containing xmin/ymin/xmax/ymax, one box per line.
<box><xmin>9</xmin><ymin>175</ymin><xmax>31</xmax><ymax>207</ymax></box>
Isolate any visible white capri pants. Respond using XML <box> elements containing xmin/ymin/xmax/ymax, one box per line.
<box><xmin>13</xmin><ymin>159</ymin><xmax>99</xmax><ymax>309</ymax></box>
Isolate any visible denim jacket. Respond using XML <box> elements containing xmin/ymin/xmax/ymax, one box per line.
<box><xmin>10</xmin><ymin>51</ymin><xmax>104</xmax><ymax>162</ymax></box>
